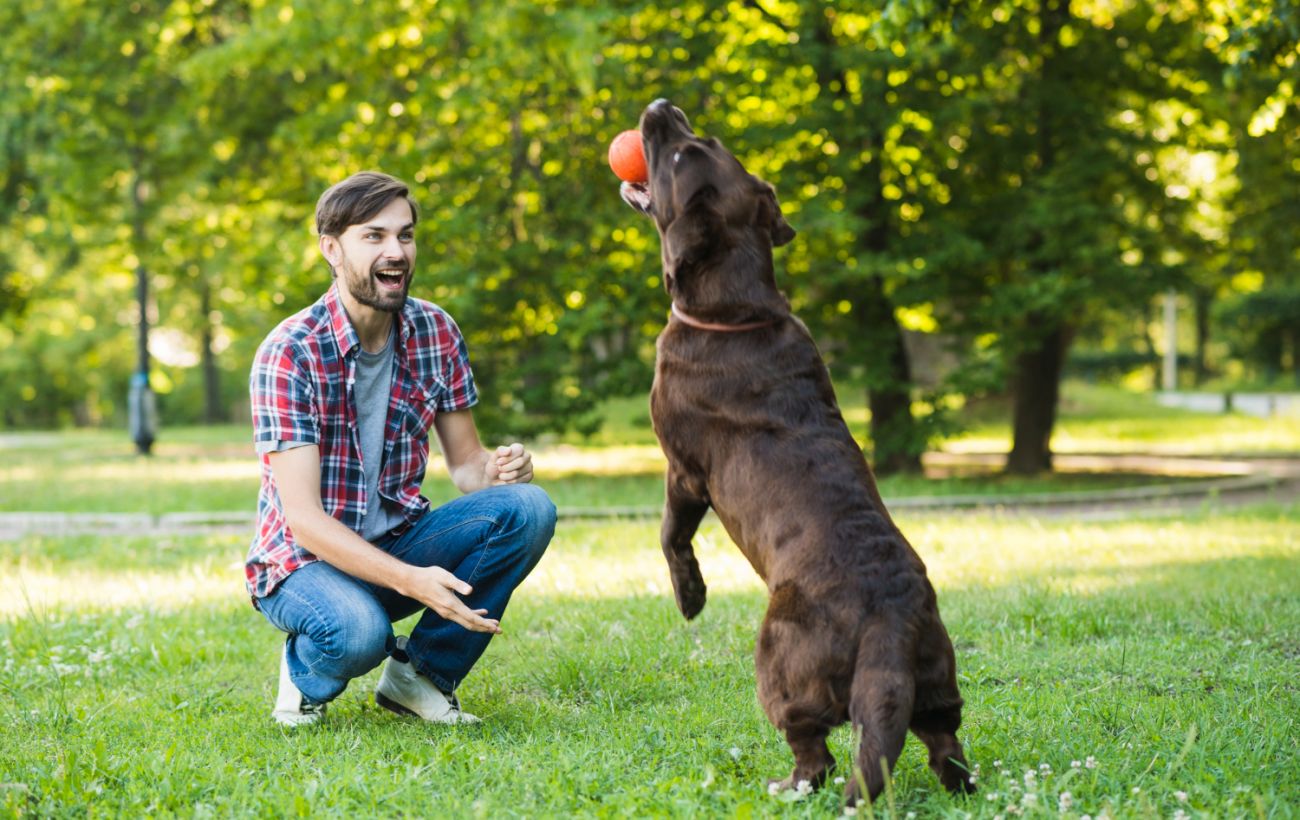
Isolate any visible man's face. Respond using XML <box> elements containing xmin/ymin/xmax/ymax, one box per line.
<box><xmin>322</xmin><ymin>197</ymin><xmax>416</xmax><ymax>314</ymax></box>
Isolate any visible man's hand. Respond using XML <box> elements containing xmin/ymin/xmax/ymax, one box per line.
<box><xmin>401</xmin><ymin>566</ymin><xmax>501</xmax><ymax>634</ymax></box>
<box><xmin>485</xmin><ymin>442</ymin><xmax>533</xmax><ymax>485</ymax></box>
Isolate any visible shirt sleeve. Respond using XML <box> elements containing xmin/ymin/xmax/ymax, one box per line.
<box><xmin>250</xmin><ymin>342</ymin><xmax>320</xmax><ymax>448</ymax></box>
<box><xmin>438</xmin><ymin>315</ymin><xmax>479</xmax><ymax>413</ymax></box>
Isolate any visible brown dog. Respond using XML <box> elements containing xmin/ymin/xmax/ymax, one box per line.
<box><xmin>620</xmin><ymin>99</ymin><xmax>976</xmax><ymax>805</ymax></box>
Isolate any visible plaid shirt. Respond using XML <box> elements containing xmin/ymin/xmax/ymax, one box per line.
<box><xmin>245</xmin><ymin>283</ymin><xmax>477</xmax><ymax>600</ymax></box>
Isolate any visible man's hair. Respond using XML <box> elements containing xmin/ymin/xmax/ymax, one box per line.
<box><xmin>315</xmin><ymin>171</ymin><xmax>420</xmax><ymax>237</ymax></box>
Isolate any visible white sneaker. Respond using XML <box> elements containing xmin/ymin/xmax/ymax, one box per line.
<box><xmin>375</xmin><ymin>636</ymin><xmax>480</xmax><ymax>724</ymax></box>
<box><xmin>272</xmin><ymin>642</ymin><xmax>326</xmax><ymax>727</ymax></box>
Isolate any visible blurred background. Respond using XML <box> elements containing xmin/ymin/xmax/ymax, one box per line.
<box><xmin>1</xmin><ymin>0</ymin><xmax>1295</xmax><ymax>474</ymax></box>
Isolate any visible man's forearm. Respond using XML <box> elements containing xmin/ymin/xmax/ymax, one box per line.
<box><xmin>285</xmin><ymin>508</ymin><xmax>416</xmax><ymax>596</ymax></box>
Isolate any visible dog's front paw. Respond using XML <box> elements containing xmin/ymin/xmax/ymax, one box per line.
<box><xmin>672</xmin><ymin>567</ymin><xmax>707</xmax><ymax>619</ymax></box>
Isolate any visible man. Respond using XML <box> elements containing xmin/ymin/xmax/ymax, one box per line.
<box><xmin>246</xmin><ymin>171</ymin><xmax>556</xmax><ymax>727</ymax></box>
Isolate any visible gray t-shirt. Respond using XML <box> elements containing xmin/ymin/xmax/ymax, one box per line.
<box><xmin>257</xmin><ymin>327</ymin><xmax>408</xmax><ymax>542</ymax></box>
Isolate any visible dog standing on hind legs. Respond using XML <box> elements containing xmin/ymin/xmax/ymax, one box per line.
<box><xmin>619</xmin><ymin>99</ymin><xmax>977</xmax><ymax>806</ymax></box>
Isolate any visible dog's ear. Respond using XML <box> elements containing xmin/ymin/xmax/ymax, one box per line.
<box><xmin>664</xmin><ymin>206</ymin><xmax>714</xmax><ymax>274</ymax></box>
<box><xmin>758</xmin><ymin>182</ymin><xmax>796</xmax><ymax>247</ymax></box>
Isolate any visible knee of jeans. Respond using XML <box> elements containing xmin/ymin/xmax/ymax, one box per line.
<box><xmin>323</xmin><ymin>605</ymin><xmax>391</xmax><ymax>674</ymax></box>
<box><xmin>505</xmin><ymin>483</ymin><xmax>556</xmax><ymax>554</ymax></box>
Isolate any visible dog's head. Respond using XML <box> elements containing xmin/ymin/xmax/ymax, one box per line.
<box><xmin>620</xmin><ymin>99</ymin><xmax>794</xmax><ymax>292</ymax></box>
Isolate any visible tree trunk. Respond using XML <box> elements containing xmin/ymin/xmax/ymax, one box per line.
<box><xmin>199</xmin><ymin>277</ymin><xmax>223</xmax><ymax>424</ymax></box>
<box><xmin>1192</xmin><ymin>287</ymin><xmax>1211</xmax><ymax>385</ymax></box>
<box><xmin>803</xmin><ymin>9</ymin><xmax>922</xmax><ymax>476</ymax></box>
<box><xmin>859</xmin><ymin>275</ymin><xmax>922</xmax><ymax>475</ymax></box>
<box><xmin>1005</xmin><ymin>0</ymin><xmax>1072</xmax><ymax>475</ymax></box>
<box><xmin>1007</xmin><ymin>322</ymin><xmax>1070</xmax><ymax>475</ymax></box>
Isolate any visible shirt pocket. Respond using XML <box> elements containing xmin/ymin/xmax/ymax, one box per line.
<box><xmin>403</xmin><ymin>379</ymin><xmax>442</xmax><ymax>441</ymax></box>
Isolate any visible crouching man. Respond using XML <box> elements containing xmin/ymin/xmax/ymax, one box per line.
<box><xmin>245</xmin><ymin>171</ymin><xmax>555</xmax><ymax>726</ymax></box>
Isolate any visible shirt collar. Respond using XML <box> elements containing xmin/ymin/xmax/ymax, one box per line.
<box><xmin>323</xmin><ymin>281</ymin><xmax>413</xmax><ymax>359</ymax></box>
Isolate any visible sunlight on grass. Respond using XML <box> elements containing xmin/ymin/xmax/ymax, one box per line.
<box><xmin>7</xmin><ymin>510</ymin><xmax>1293</xmax><ymax>618</ymax></box>
<box><xmin>0</xmin><ymin>566</ymin><xmax>240</xmax><ymax>619</ymax></box>
<box><xmin>2</xmin><ymin>459</ymin><xmax>259</xmax><ymax>486</ymax></box>
<box><xmin>531</xmin><ymin>445</ymin><xmax>666</xmax><ymax>477</ymax></box>
<box><xmin>521</xmin><ymin>521</ymin><xmax>763</xmax><ymax>601</ymax></box>
<box><xmin>941</xmin><ymin>381</ymin><xmax>1300</xmax><ymax>455</ymax></box>
<box><xmin>901</xmin><ymin>512</ymin><xmax>1298</xmax><ymax>596</ymax></box>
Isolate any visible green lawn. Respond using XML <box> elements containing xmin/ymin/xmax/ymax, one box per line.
<box><xmin>1</xmin><ymin>383</ymin><xmax>1297</xmax><ymax>816</ymax></box>
<box><xmin>2</xmin><ymin>505</ymin><xmax>1296</xmax><ymax>817</ymax></box>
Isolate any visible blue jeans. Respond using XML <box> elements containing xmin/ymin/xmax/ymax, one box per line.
<box><xmin>257</xmin><ymin>483</ymin><xmax>555</xmax><ymax>703</ymax></box>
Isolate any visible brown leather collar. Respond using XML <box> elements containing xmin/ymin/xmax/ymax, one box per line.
<box><xmin>671</xmin><ymin>302</ymin><xmax>780</xmax><ymax>332</ymax></box>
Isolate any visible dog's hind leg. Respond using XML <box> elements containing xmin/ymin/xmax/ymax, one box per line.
<box><xmin>910</xmin><ymin>623</ymin><xmax>975</xmax><ymax>794</ymax></box>
<box><xmin>660</xmin><ymin>469</ymin><xmax>709</xmax><ymax>619</ymax></box>
<box><xmin>754</xmin><ymin>612</ymin><xmax>841</xmax><ymax>792</ymax></box>
<box><xmin>910</xmin><ymin>703</ymin><xmax>975</xmax><ymax>795</ymax></box>
<box><xmin>845</xmin><ymin>618</ymin><xmax>915</xmax><ymax>807</ymax></box>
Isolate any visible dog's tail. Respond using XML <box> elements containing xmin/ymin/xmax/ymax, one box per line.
<box><xmin>846</xmin><ymin>615</ymin><xmax>915</xmax><ymax>806</ymax></box>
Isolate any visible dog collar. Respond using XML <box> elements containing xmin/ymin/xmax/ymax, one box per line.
<box><xmin>671</xmin><ymin>303</ymin><xmax>780</xmax><ymax>332</ymax></box>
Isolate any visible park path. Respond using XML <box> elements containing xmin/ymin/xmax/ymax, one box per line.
<box><xmin>0</xmin><ymin>453</ymin><xmax>1296</xmax><ymax>540</ymax></box>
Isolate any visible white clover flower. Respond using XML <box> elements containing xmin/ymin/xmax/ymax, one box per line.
<box><xmin>1173</xmin><ymin>811</ymin><xmax>1189</xmax><ymax>820</ymax></box>
<box><xmin>994</xmin><ymin>759</ymin><xmax>1003</xmax><ymax>767</ymax></box>
<box><xmin>795</xmin><ymin>779</ymin><xmax>813</xmax><ymax>797</ymax></box>
<box><xmin>834</xmin><ymin>776</ymin><xmax>846</xmax><ymax>785</ymax></box>
<box><xmin>1175</xmin><ymin>791</ymin><xmax>1188</xmax><ymax>803</ymax></box>
<box><xmin>1071</xmin><ymin>760</ymin><xmax>1082</xmax><ymax>770</ymax></box>
<box><xmin>1131</xmin><ymin>786</ymin><xmax>1141</xmax><ymax>795</ymax></box>
<box><xmin>1085</xmin><ymin>756</ymin><xmax>1098</xmax><ymax>769</ymax></box>
<box><xmin>1059</xmin><ymin>791</ymin><xmax>1073</xmax><ymax>812</ymax></box>
<box><xmin>1024</xmin><ymin>770</ymin><xmax>1037</xmax><ymax>788</ymax></box>
<box><xmin>1022</xmin><ymin>792</ymin><xmax>1038</xmax><ymax>806</ymax></box>
<box><xmin>842</xmin><ymin>806</ymin><xmax>857</xmax><ymax>817</ymax></box>
<box><xmin>768</xmin><ymin>782</ymin><xmax>782</xmax><ymax>796</ymax></box>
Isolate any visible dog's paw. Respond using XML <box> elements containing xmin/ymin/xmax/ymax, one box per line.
<box><xmin>673</xmin><ymin>572</ymin><xmax>707</xmax><ymax>619</ymax></box>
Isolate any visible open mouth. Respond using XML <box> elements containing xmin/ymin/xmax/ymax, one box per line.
<box><xmin>374</xmin><ymin>269</ymin><xmax>407</xmax><ymax>290</ymax></box>
<box><xmin>620</xmin><ymin>181</ymin><xmax>652</xmax><ymax>215</ymax></box>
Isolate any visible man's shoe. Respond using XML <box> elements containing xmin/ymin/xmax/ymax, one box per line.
<box><xmin>375</xmin><ymin>636</ymin><xmax>480</xmax><ymax>724</ymax></box>
<box><xmin>272</xmin><ymin>642</ymin><xmax>326</xmax><ymax>727</ymax></box>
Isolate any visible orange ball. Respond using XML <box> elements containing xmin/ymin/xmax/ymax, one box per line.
<box><xmin>608</xmin><ymin>130</ymin><xmax>647</xmax><ymax>183</ymax></box>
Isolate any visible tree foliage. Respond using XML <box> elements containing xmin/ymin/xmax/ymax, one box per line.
<box><xmin>1</xmin><ymin>0</ymin><xmax>1295</xmax><ymax>473</ymax></box>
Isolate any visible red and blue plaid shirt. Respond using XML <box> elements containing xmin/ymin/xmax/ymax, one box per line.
<box><xmin>245</xmin><ymin>283</ymin><xmax>477</xmax><ymax>600</ymax></box>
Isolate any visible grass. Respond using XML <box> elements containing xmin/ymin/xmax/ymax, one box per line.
<box><xmin>1</xmin><ymin>382</ymin><xmax>1298</xmax><ymax>816</ymax></box>
<box><xmin>2</xmin><ymin>505</ymin><xmax>1297</xmax><ymax>817</ymax></box>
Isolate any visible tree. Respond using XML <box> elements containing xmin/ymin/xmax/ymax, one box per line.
<box><xmin>936</xmin><ymin>0</ymin><xmax>1213</xmax><ymax>472</ymax></box>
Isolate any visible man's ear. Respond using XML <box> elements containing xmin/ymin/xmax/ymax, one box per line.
<box><xmin>319</xmin><ymin>234</ymin><xmax>341</xmax><ymax>268</ymax></box>
<box><xmin>758</xmin><ymin>182</ymin><xmax>795</xmax><ymax>247</ymax></box>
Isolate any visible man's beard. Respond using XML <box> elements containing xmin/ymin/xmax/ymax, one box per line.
<box><xmin>340</xmin><ymin>253</ymin><xmax>410</xmax><ymax>314</ymax></box>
